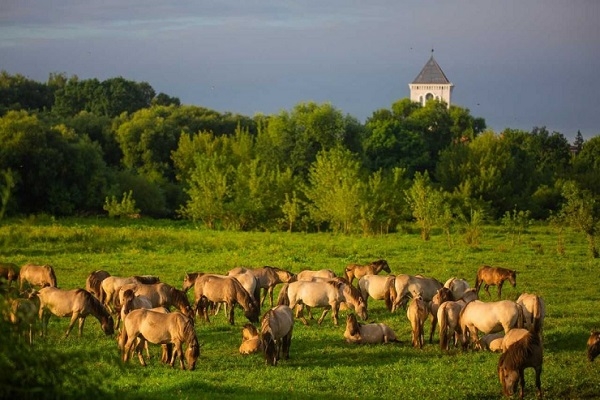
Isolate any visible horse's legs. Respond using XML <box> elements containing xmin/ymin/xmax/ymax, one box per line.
<box><xmin>429</xmin><ymin>315</ymin><xmax>438</xmax><ymax>344</ymax></box>
<box><xmin>65</xmin><ymin>312</ymin><xmax>80</xmax><ymax>338</ymax></box>
<box><xmin>134</xmin><ymin>338</ymin><xmax>147</xmax><ymax>366</ymax></box>
<box><xmin>77</xmin><ymin>316</ymin><xmax>86</xmax><ymax>337</ymax></box>
<box><xmin>519</xmin><ymin>368</ymin><xmax>526</xmax><ymax>399</ymax></box>
<box><xmin>484</xmin><ymin>284</ymin><xmax>491</xmax><ymax>297</ymax></box>
<box><xmin>497</xmin><ymin>282</ymin><xmax>504</xmax><ymax>299</ymax></box>
<box><xmin>228</xmin><ymin>302</ymin><xmax>235</xmax><ymax>325</ymax></box>
<box><xmin>295</xmin><ymin>304</ymin><xmax>308</xmax><ymax>325</ymax></box>
<box><xmin>534</xmin><ymin>366</ymin><xmax>542</xmax><ymax>398</ymax></box>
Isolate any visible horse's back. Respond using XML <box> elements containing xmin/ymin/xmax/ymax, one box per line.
<box><xmin>462</xmin><ymin>300</ymin><xmax>520</xmax><ymax>333</ymax></box>
<box><xmin>289</xmin><ymin>280</ymin><xmax>332</xmax><ymax>306</ymax></box>
<box><xmin>263</xmin><ymin>305</ymin><xmax>293</xmax><ymax>338</ymax></box>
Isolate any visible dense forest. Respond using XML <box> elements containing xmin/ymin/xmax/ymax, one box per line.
<box><xmin>0</xmin><ymin>71</ymin><xmax>598</xmax><ymax>243</ymax></box>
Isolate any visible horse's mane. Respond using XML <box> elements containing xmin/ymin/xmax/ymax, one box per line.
<box><xmin>347</xmin><ymin>314</ymin><xmax>361</xmax><ymax>336</ymax></box>
<box><xmin>47</xmin><ymin>266</ymin><xmax>57</xmax><ymax>286</ymax></box>
<box><xmin>169</xmin><ymin>286</ymin><xmax>191</xmax><ymax>307</ymax></box>
<box><xmin>134</xmin><ymin>275</ymin><xmax>160</xmax><ymax>284</ymax></box>
<box><xmin>498</xmin><ymin>331</ymin><xmax>538</xmax><ymax>369</ymax></box>
<box><xmin>87</xmin><ymin>270</ymin><xmax>110</xmax><ymax>294</ymax></box>
<box><xmin>80</xmin><ymin>289</ymin><xmax>111</xmax><ymax>319</ymax></box>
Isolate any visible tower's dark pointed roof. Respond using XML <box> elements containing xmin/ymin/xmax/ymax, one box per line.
<box><xmin>411</xmin><ymin>55</ymin><xmax>451</xmax><ymax>84</ymax></box>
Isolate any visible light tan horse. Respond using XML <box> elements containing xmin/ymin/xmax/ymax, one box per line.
<box><xmin>37</xmin><ymin>287</ymin><xmax>114</xmax><ymax>338</ymax></box>
<box><xmin>296</xmin><ymin>269</ymin><xmax>336</xmax><ymax>282</ymax></box>
<box><xmin>85</xmin><ymin>270</ymin><xmax>111</xmax><ymax>300</ymax></box>
<box><xmin>228</xmin><ymin>266</ymin><xmax>295</xmax><ymax>307</ymax></box>
<box><xmin>260</xmin><ymin>305</ymin><xmax>294</xmax><ymax>366</ymax></box>
<box><xmin>516</xmin><ymin>293</ymin><xmax>545</xmax><ymax>334</ymax></box>
<box><xmin>191</xmin><ymin>274</ymin><xmax>259</xmax><ymax>325</ymax></box>
<box><xmin>19</xmin><ymin>264</ymin><xmax>57</xmax><ymax>291</ymax></box>
<box><xmin>277</xmin><ymin>279</ymin><xmax>367</xmax><ymax>326</ymax></box>
<box><xmin>9</xmin><ymin>290</ymin><xmax>40</xmax><ymax>345</ymax></box>
<box><xmin>358</xmin><ymin>274</ymin><xmax>396</xmax><ymax>311</ymax></box>
<box><xmin>117</xmin><ymin>282</ymin><xmax>193</xmax><ymax>319</ymax></box>
<box><xmin>391</xmin><ymin>274</ymin><xmax>443</xmax><ymax>312</ymax></box>
<box><xmin>119</xmin><ymin>309</ymin><xmax>199</xmax><ymax>370</ymax></box>
<box><xmin>443</xmin><ymin>277</ymin><xmax>471</xmax><ymax>300</ymax></box>
<box><xmin>344</xmin><ymin>313</ymin><xmax>399</xmax><ymax>344</ymax></box>
<box><xmin>460</xmin><ymin>300</ymin><xmax>524</xmax><ymax>350</ymax></box>
<box><xmin>344</xmin><ymin>259</ymin><xmax>391</xmax><ymax>286</ymax></box>
<box><xmin>407</xmin><ymin>296</ymin><xmax>428</xmax><ymax>348</ymax></box>
<box><xmin>437</xmin><ymin>290</ymin><xmax>479</xmax><ymax>351</ymax></box>
<box><xmin>99</xmin><ymin>274</ymin><xmax>160</xmax><ymax>313</ymax></box>
<box><xmin>475</xmin><ymin>265</ymin><xmax>517</xmax><ymax>299</ymax></box>
<box><xmin>428</xmin><ymin>287</ymin><xmax>454</xmax><ymax>344</ymax></box>
<box><xmin>239</xmin><ymin>323</ymin><xmax>262</xmax><ymax>355</ymax></box>
<box><xmin>0</xmin><ymin>262</ymin><xmax>19</xmax><ymax>287</ymax></box>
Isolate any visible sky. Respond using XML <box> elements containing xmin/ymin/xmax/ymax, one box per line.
<box><xmin>1</xmin><ymin>1</ymin><xmax>599</xmax><ymax>140</ymax></box>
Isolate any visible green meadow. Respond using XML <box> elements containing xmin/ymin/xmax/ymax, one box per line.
<box><xmin>1</xmin><ymin>217</ymin><xmax>599</xmax><ymax>399</ymax></box>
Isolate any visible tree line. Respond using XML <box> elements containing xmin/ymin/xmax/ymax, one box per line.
<box><xmin>0</xmin><ymin>71</ymin><xmax>598</xmax><ymax>247</ymax></box>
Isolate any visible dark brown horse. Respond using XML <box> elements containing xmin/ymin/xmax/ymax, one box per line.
<box><xmin>37</xmin><ymin>287</ymin><xmax>114</xmax><ymax>338</ymax></box>
<box><xmin>0</xmin><ymin>262</ymin><xmax>19</xmax><ymax>287</ymax></box>
<box><xmin>498</xmin><ymin>320</ymin><xmax>543</xmax><ymax>398</ymax></box>
<box><xmin>344</xmin><ymin>259</ymin><xmax>391</xmax><ymax>286</ymax></box>
<box><xmin>85</xmin><ymin>270</ymin><xmax>111</xmax><ymax>300</ymax></box>
<box><xmin>587</xmin><ymin>330</ymin><xmax>600</xmax><ymax>362</ymax></box>
<box><xmin>19</xmin><ymin>264</ymin><xmax>57</xmax><ymax>291</ymax></box>
<box><xmin>261</xmin><ymin>305</ymin><xmax>294</xmax><ymax>366</ymax></box>
<box><xmin>475</xmin><ymin>265</ymin><xmax>517</xmax><ymax>299</ymax></box>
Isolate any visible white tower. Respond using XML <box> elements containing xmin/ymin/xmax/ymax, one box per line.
<box><xmin>409</xmin><ymin>51</ymin><xmax>453</xmax><ymax>108</ymax></box>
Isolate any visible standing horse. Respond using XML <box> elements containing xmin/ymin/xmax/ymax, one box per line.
<box><xmin>19</xmin><ymin>264</ymin><xmax>57</xmax><ymax>291</ymax></box>
<box><xmin>407</xmin><ymin>296</ymin><xmax>428</xmax><ymax>348</ymax></box>
<box><xmin>443</xmin><ymin>277</ymin><xmax>471</xmax><ymax>300</ymax></box>
<box><xmin>428</xmin><ymin>287</ymin><xmax>454</xmax><ymax>344</ymax></box>
<box><xmin>9</xmin><ymin>291</ymin><xmax>40</xmax><ymax>345</ymax></box>
<box><xmin>344</xmin><ymin>259</ymin><xmax>391</xmax><ymax>286</ymax></box>
<box><xmin>192</xmin><ymin>274</ymin><xmax>259</xmax><ymax>325</ymax></box>
<box><xmin>498</xmin><ymin>320</ymin><xmax>543</xmax><ymax>398</ymax></box>
<box><xmin>516</xmin><ymin>293</ymin><xmax>545</xmax><ymax>334</ymax></box>
<box><xmin>0</xmin><ymin>262</ymin><xmax>19</xmax><ymax>287</ymax></box>
<box><xmin>99</xmin><ymin>274</ymin><xmax>160</xmax><ymax>312</ymax></box>
<box><xmin>117</xmin><ymin>282</ymin><xmax>193</xmax><ymax>319</ymax></box>
<box><xmin>358</xmin><ymin>274</ymin><xmax>396</xmax><ymax>311</ymax></box>
<box><xmin>120</xmin><ymin>309</ymin><xmax>199</xmax><ymax>370</ymax></box>
<box><xmin>277</xmin><ymin>279</ymin><xmax>367</xmax><ymax>326</ymax></box>
<box><xmin>37</xmin><ymin>287</ymin><xmax>114</xmax><ymax>338</ymax></box>
<box><xmin>475</xmin><ymin>265</ymin><xmax>517</xmax><ymax>299</ymax></box>
<box><xmin>85</xmin><ymin>270</ymin><xmax>111</xmax><ymax>300</ymax></box>
<box><xmin>391</xmin><ymin>274</ymin><xmax>443</xmax><ymax>312</ymax></box>
<box><xmin>344</xmin><ymin>313</ymin><xmax>399</xmax><ymax>344</ymax></box>
<box><xmin>260</xmin><ymin>305</ymin><xmax>294</xmax><ymax>366</ymax></box>
<box><xmin>228</xmin><ymin>266</ymin><xmax>295</xmax><ymax>307</ymax></box>
<box><xmin>460</xmin><ymin>300</ymin><xmax>524</xmax><ymax>350</ymax></box>
<box><xmin>296</xmin><ymin>269</ymin><xmax>336</xmax><ymax>282</ymax></box>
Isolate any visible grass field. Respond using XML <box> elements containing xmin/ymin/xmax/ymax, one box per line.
<box><xmin>1</xmin><ymin>216</ymin><xmax>600</xmax><ymax>399</ymax></box>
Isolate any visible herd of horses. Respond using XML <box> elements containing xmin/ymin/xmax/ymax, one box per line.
<box><xmin>0</xmin><ymin>258</ymin><xmax>580</xmax><ymax>397</ymax></box>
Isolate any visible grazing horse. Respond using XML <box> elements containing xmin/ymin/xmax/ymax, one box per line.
<box><xmin>344</xmin><ymin>313</ymin><xmax>399</xmax><ymax>344</ymax></box>
<box><xmin>407</xmin><ymin>296</ymin><xmax>428</xmax><ymax>348</ymax></box>
<box><xmin>99</xmin><ymin>274</ymin><xmax>160</xmax><ymax>312</ymax></box>
<box><xmin>260</xmin><ymin>305</ymin><xmax>294</xmax><ymax>366</ymax></box>
<box><xmin>117</xmin><ymin>282</ymin><xmax>193</xmax><ymax>319</ymax></box>
<box><xmin>37</xmin><ymin>287</ymin><xmax>114</xmax><ymax>338</ymax></box>
<box><xmin>228</xmin><ymin>266</ymin><xmax>295</xmax><ymax>307</ymax></box>
<box><xmin>437</xmin><ymin>290</ymin><xmax>479</xmax><ymax>351</ymax></box>
<box><xmin>9</xmin><ymin>291</ymin><xmax>40</xmax><ymax>345</ymax></box>
<box><xmin>277</xmin><ymin>279</ymin><xmax>367</xmax><ymax>326</ymax></box>
<box><xmin>587</xmin><ymin>330</ymin><xmax>600</xmax><ymax>362</ymax></box>
<box><xmin>460</xmin><ymin>300</ymin><xmax>524</xmax><ymax>350</ymax></box>
<box><xmin>192</xmin><ymin>274</ymin><xmax>259</xmax><ymax>325</ymax></box>
<box><xmin>498</xmin><ymin>320</ymin><xmax>543</xmax><ymax>399</ymax></box>
<box><xmin>19</xmin><ymin>264</ymin><xmax>57</xmax><ymax>291</ymax></box>
<box><xmin>475</xmin><ymin>265</ymin><xmax>517</xmax><ymax>299</ymax></box>
<box><xmin>358</xmin><ymin>274</ymin><xmax>396</xmax><ymax>311</ymax></box>
<box><xmin>85</xmin><ymin>270</ymin><xmax>111</xmax><ymax>300</ymax></box>
<box><xmin>344</xmin><ymin>259</ymin><xmax>391</xmax><ymax>286</ymax></box>
<box><xmin>0</xmin><ymin>262</ymin><xmax>19</xmax><ymax>287</ymax></box>
<box><xmin>391</xmin><ymin>274</ymin><xmax>443</xmax><ymax>312</ymax></box>
<box><xmin>428</xmin><ymin>287</ymin><xmax>454</xmax><ymax>344</ymax></box>
<box><xmin>443</xmin><ymin>277</ymin><xmax>471</xmax><ymax>300</ymax></box>
<box><xmin>119</xmin><ymin>309</ymin><xmax>199</xmax><ymax>370</ymax></box>
<box><xmin>296</xmin><ymin>269</ymin><xmax>336</xmax><ymax>282</ymax></box>
<box><xmin>516</xmin><ymin>293</ymin><xmax>545</xmax><ymax>334</ymax></box>
<box><xmin>116</xmin><ymin>289</ymin><xmax>154</xmax><ymax>329</ymax></box>
<box><xmin>239</xmin><ymin>323</ymin><xmax>262</xmax><ymax>355</ymax></box>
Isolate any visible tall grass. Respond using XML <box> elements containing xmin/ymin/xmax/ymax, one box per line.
<box><xmin>1</xmin><ymin>217</ymin><xmax>599</xmax><ymax>399</ymax></box>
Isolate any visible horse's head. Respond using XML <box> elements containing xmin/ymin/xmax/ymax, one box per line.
<box><xmin>182</xmin><ymin>273</ymin><xmax>196</xmax><ymax>292</ymax></box>
<box><xmin>185</xmin><ymin>340</ymin><xmax>200</xmax><ymax>370</ymax></box>
<box><xmin>345</xmin><ymin>313</ymin><xmax>360</xmax><ymax>336</ymax></box>
<box><xmin>101</xmin><ymin>314</ymin><xmax>115</xmax><ymax>336</ymax></box>
<box><xmin>498</xmin><ymin>361</ymin><xmax>519</xmax><ymax>397</ymax></box>
<box><xmin>261</xmin><ymin>331</ymin><xmax>277</xmax><ymax>366</ymax></box>
<box><xmin>587</xmin><ymin>330</ymin><xmax>600</xmax><ymax>362</ymax></box>
<box><xmin>508</xmin><ymin>270</ymin><xmax>517</xmax><ymax>287</ymax></box>
<box><xmin>378</xmin><ymin>259</ymin><xmax>391</xmax><ymax>274</ymax></box>
<box><xmin>244</xmin><ymin>301</ymin><xmax>260</xmax><ymax>324</ymax></box>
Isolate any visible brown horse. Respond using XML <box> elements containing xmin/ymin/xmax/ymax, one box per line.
<box><xmin>239</xmin><ymin>323</ymin><xmax>262</xmax><ymax>355</ymax></box>
<box><xmin>85</xmin><ymin>270</ymin><xmax>111</xmax><ymax>300</ymax></box>
<box><xmin>192</xmin><ymin>274</ymin><xmax>259</xmax><ymax>325</ymax></box>
<box><xmin>344</xmin><ymin>313</ymin><xmax>399</xmax><ymax>344</ymax></box>
<box><xmin>428</xmin><ymin>287</ymin><xmax>454</xmax><ymax>344</ymax></box>
<box><xmin>228</xmin><ymin>266</ymin><xmax>295</xmax><ymax>307</ymax></box>
<box><xmin>344</xmin><ymin>259</ymin><xmax>391</xmax><ymax>286</ymax></box>
<box><xmin>261</xmin><ymin>305</ymin><xmax>294</xmax><ymax>366</ymax></box>
<box><xmin>475</xmin><ymin>265</ymin><xmax>517</xmax><ymax>299</ymax></box>
<box><xmin>407</xmin><ymin>296</ymin><xmax>428</xmax><ymax>348</ymax></box>
<box><xmin>0</xmin><ymin>262</ymin><xmax>19</xmax><ymax>287</ymax></box>
<box><xmin>19</xmin><ymin>264</ymin><xmax>57</xmax><ymax>291</ymax></box>
<box><xmin>99</xmin><ymin>274</ymin><xmax>160</xmax><ymax>312</ymax></box>
<box><xmin>119</xmin><ymin>308</ymin><xmax>199</xmax><ymax>370</ymax></box>
<box><xmin>587</xmin><ymin>330</ymin><xmax>600</xmax><ymax>362</ymax></box>
<box><xmin>117</xmin><ymin>282</ymin><xmax>193</xmax><ymax>319</ymax></box>
<box><xmin>498</xmin><ymin>320</ymin><xmax>543</xmax><ymax>398</ymax></box>
<box><xmin>37</xmin><ymin>287</ymin><xmax>114</xmax><ymax>338</ymax></box>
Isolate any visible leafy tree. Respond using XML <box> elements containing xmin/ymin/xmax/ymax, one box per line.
<box><xmin>571</xmin><ymin>136</ymin><xmax>600</xmax><ymax>195</ymax></box>
<box><xmin>152</xmin><ymin>92</ymin><xmax>181</xmax><ymax>106</ymax></box>
<box><xmin>0</xmin><ymin>71</ymin><xmax>54</xmax><ymax>115</ymax></box>
<box><xmin>404</xmin><ymin>171</ymin><xmax>444</xmax><ymax>240</ymax></box>
<box><xmin>103</xmin><ymin>190</ymin><xmax>140</xmax><ymax>218</ymax></box>
<box><xmin>559</xmin><ymin>180</ymin><xmax>598</xmax><ymax>258</ymax></box>
<box><xmin>0</xmin><ymin>169</ymin><xmax>15</xmax><ymax>219</ymax></box>
<box><xmin>573</xmin><ymin>130</ymin><xmax>584</xmax><ymax>154</ymax></box>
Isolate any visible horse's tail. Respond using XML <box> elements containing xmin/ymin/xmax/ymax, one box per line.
<box><xmin>516</xmin><ymin>303</ymin><xmax>524</xmax><ymax>329</ymax></box>
<box><xmin>384</xmin><ymin>277</ymin><xmax>396</xmax><ymax>312</ymax></box>
<box><xmin>531</xmin><ymin>295</ymin><xmax>541</xmax><ymax>332</ymax></box>
<box><xmin>474</xmin><ymin>271</ymin><xmax>481</xmax><ymax>293</ymax></box>
<box><xmin>277</xmin><ymin>283</ymin><xmax>290</xmax><ymax>306</ymax></box>
<box><xmin>439</xmin><ymin>305</ymin><xmax>449</xmax><ymax>351</ymax></box>
<box><xmin>343</xmin><ymin>266</ymin><xmax>352</xmax><ymax>283</ymax></box>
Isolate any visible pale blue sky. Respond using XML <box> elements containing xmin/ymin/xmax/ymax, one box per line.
<box><xmin>1</xmin><ymin>0</ymin><xmax>598</xmax><ymax>139</ymax></box>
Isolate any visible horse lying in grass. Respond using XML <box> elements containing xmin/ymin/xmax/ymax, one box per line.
<box><xmin>239</xmin><ymin>323</ymin><xmax>262</xmax><ymax>355</ymax></box>
<box><xmin>343</xmin><ymin>313</ymin><xmax>399</xmax><ymax>344</ymax></box>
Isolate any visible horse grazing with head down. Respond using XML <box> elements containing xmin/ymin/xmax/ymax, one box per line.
<box><xmin>37</xmin><ymin>287</ymin><xmax>114</xmax><ymax>338</ymax></box>
<box><xmin>119</xmin><ymin>308</ymin><xmax>199</xmax><ymax>370</ymax></box>
<box><xmin>475</xmin><ymin>265</ymin><xmax>517</xmax><ymax>299</ymax></box>
<box><xmin>344</xmin><ymin>259</ymin><xmax>391</xmax><ymax>286</ymax></box>
<box><xmin>19</xmin><ymin>264</ymin><xmax>57</xmax><ymax>291</ymax></box>
<box><xmin>228</xmin><ymin>266</ymin><xmax>295</xmax><ymax>307</ymax></box>
<box><xmin>344</xmin><ymin>313</ymin><xmax>399</xmax><ymax>344</ymax></box>
<box><xmin>0</xmin><ymin>262</ymin><xmax>19</xmax><ymax>288</ymax></box>
<box><xmin>498</xmin><ymin>320</ymin><xmax>543</xmax><ymax>399</ymax></box>
<box><xmin>85</xmin><ymin>270</ymin><xmax>111</xmax><ymax>300</ymax></box>
<box><xmin>260</xmin><ymin>305</ymin><xmax>294</xmax><ymax>366</ymax></box>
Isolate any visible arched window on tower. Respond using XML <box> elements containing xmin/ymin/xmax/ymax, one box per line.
<box><xmin>425</xmin><ymin>93</ymin><xmax>434</xmax><ymax>104</ymax></box>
